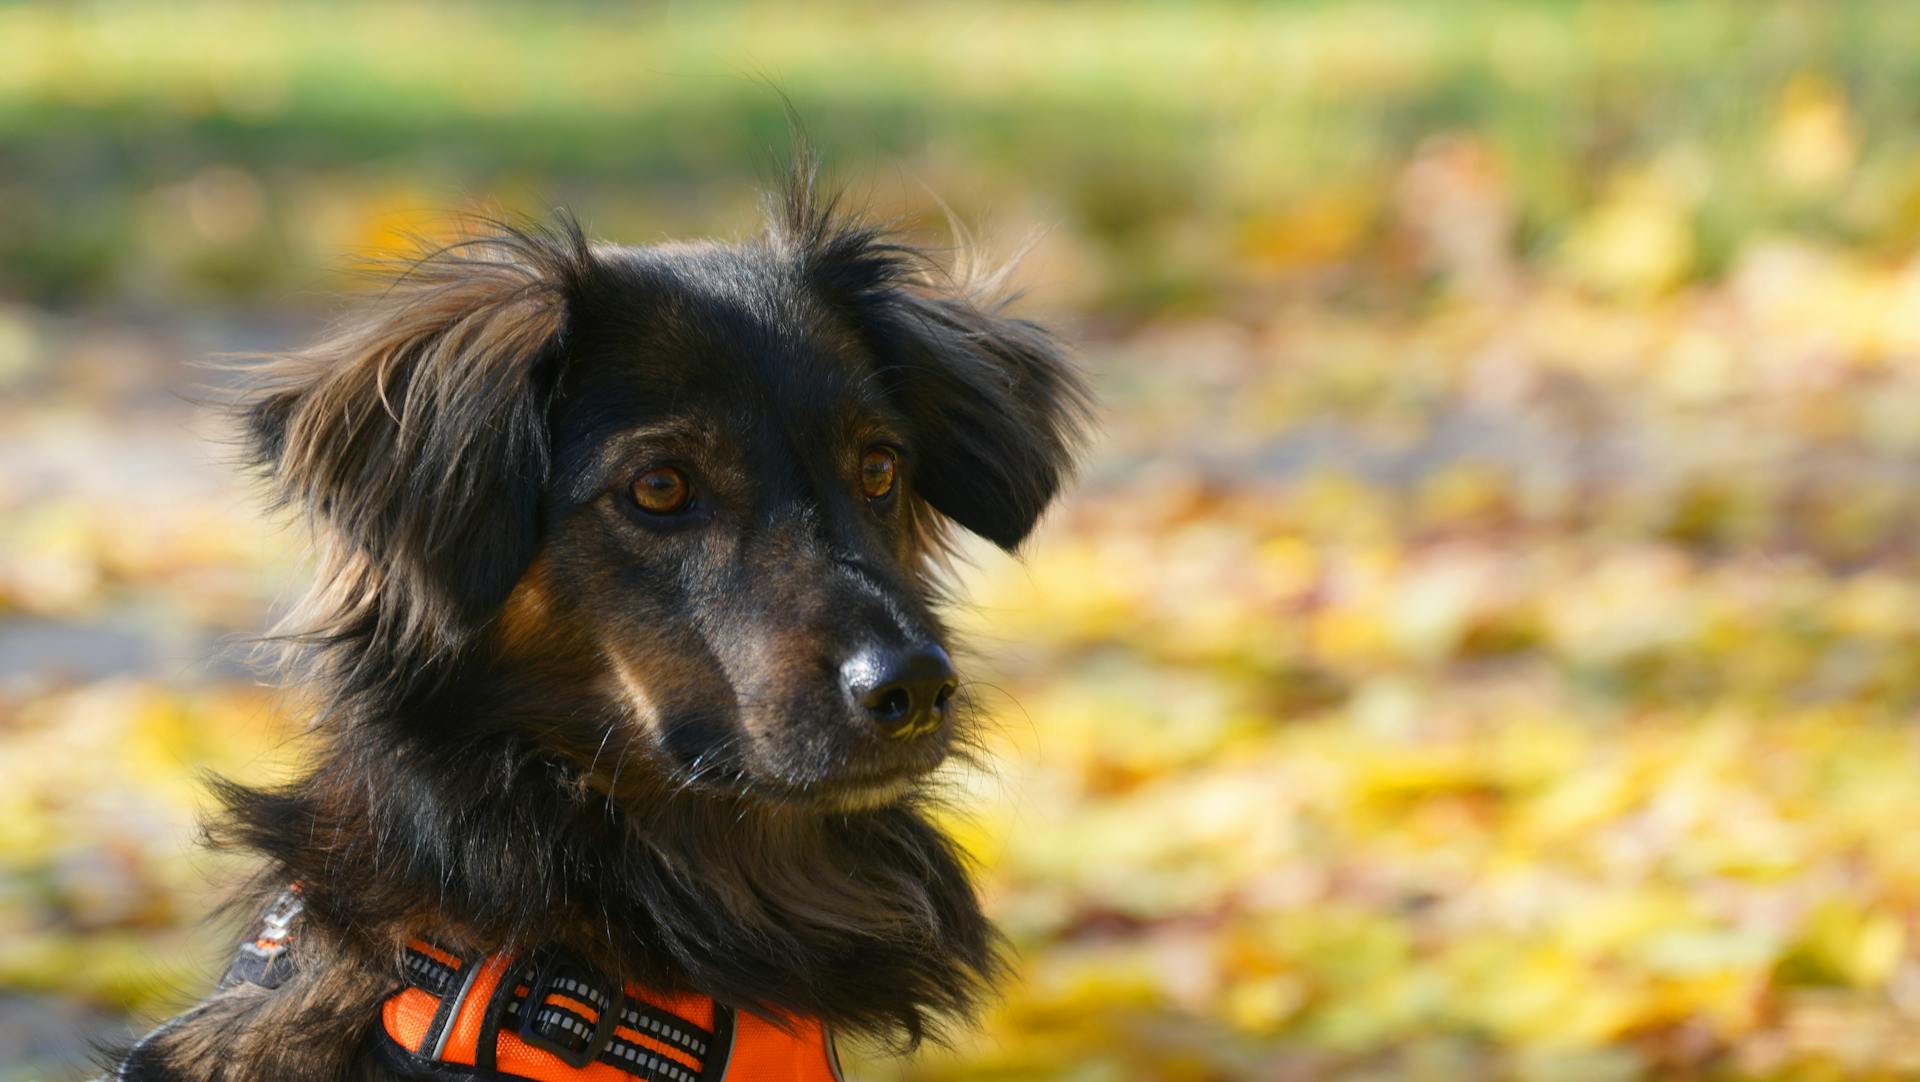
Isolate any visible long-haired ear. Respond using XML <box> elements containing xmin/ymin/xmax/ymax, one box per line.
<box><xmin>777</xmin><ymin>168</ymin><xmax>1093</xmax><ymax>550</ymax></box>
<box><xmin>869</xmin><ymin>287</ymin><xmax>1092</xmax><ymax>550</ymax></box>
<box><xmin>244</xmin><ymin>218</ymin><xmax>591</xmax><ymax>675</ymax></box>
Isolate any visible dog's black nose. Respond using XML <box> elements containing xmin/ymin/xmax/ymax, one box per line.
<box><xmin>842</xmin><ymin>642</ymin><xmax>957</xmax><ymax>740</ymax></box>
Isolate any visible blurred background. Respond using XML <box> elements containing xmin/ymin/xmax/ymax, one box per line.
<box><xmin>9</xmin><ymin>2</ymin><xmax>1920</xmax><ymax>1079</ymax></box>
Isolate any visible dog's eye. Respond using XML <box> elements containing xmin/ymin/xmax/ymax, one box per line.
<box><xmin>861</xmin><ymin>446</ymin><xmax>898</xmax><ymax>500</ymax></box>
<box><xmin>631</xmin><ymin>466</ymin><xmax>694</xmax><ymax>514</ymax></box>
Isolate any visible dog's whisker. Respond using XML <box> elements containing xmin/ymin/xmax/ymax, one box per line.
<box><xmin>586</xmin><ymin>721</ymin><xmax>619</xmax><ymax>778</ymax></box>
<box><xmin>604</xmin><ymin>728</ymin><xmax>645</xmax><ymax>810</ymax></box>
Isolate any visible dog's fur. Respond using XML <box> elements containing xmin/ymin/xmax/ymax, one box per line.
<box><xmin>109</xmin><ymin>161</ymin><xmax>1089</xmax><ymax>1080</ymax></box>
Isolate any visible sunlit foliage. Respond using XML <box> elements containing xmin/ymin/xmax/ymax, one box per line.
<box><xmin>8</xmin><ymin>3</ymin><xmax>1920</xmax><ymax>1079</ymax></box>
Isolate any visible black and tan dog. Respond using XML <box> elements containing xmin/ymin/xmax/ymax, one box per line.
<box><xmin>109</xmin><ymin>160</ymin><xmax>1089</xmax><ymax>1081</ymax></box>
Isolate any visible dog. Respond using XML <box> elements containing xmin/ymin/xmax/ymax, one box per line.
<box><xmin>108</xmin><ymin>159</ymin><xmax>1089</xmax><ymax>1081</ymax></box>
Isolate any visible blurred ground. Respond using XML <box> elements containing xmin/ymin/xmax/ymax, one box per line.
<box><xmin>9</xmin><ymin>2</ymin><xmax>1920</xmax><ymax>1080</ymax></box>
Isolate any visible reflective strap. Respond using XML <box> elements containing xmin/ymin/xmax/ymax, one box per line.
<box><xmin>387</xmin><ymin>942</ymin><xmax>733</xmax><ymax>1082</ymax></box>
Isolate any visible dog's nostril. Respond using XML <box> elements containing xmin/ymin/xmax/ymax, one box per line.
<box><xmin>873</xmin><ymin>687</ymin><xmax>913</xmax><ymax>723</ymax></box>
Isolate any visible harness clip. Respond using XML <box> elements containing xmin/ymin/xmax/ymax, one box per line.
<box><xmin>518</xmin><ymin>949</ymin><xmax>621</xmax><ymax>1070</ymax></box>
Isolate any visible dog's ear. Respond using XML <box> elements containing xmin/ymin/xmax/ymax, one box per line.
<box><xmin>793</xmin><ymin>212</ymin><xmax>1093</xmax><ymax>551</ymax></box>
<box><xmin>245</xmin><ymin>220</ymin><xmax>591</xmax><ymax>653</ymax></box>
<box><xmin>868</xmin><ymin>288</ymin><xmax>1091</xmax><ymax>550</ymax></box>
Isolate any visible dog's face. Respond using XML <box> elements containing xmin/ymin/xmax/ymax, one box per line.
<box><xmin>523</xmin><ymin>245</ymin><xmax>978</xmax><ymax>808</ymax></box>
<box><xmin>248</xmin><ymin>207</ymin><xmax>1087</xmax><ymax>813</ymax></box>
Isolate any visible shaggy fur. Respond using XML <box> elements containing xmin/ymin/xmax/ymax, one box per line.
<box><xmin>107</xmin><ymin>160</ymin><xmax>1090</xmax><ymax>1081</ymax></box>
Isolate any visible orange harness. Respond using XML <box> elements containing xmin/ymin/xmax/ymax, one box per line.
<box><xmin>375</xmin><ymin>941</ymin><xmax>845</xmax><ymax>1082</ymax></box>
<box><xmin>225</xmin><ymin>890</ymin><xmax>843</xmax><ymax>1082</ymax></box>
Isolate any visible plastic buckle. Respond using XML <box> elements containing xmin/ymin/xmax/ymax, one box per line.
<box><xmin>518</xmin><ymin>950</ymin><xmax>620</xmax><ymax>1069</ymax></box>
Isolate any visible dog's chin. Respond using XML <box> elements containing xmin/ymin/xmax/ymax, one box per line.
<box><xmin>814</xmin><ymin>774</ymin><xmax>922</xmax><ymax>812</ymax></box>
<box><xmin>739</xmin><ymin>766</ymin><xmax>933</xmax><ymax>813</ymax></box>
<box><xmin>727</xmin><ymin>742</ymin><xmax>949</xmax><ymax>812</ymax></box>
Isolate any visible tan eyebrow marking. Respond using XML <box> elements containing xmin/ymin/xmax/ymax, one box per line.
<box><xmin>587</xmin><ymin>417</ymin><xmax>719</xmax><ymax>474</ymax></box>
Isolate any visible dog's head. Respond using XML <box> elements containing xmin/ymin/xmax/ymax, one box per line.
<box><xmin>246</xmin><ymin>178</ymin><xmax>1089</xmax><ymax>813</ymax></box>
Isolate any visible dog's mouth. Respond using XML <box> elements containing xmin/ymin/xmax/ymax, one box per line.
<box><xmin>745</xmin><ymin>737</ymin><xmax>953</xmax><ymax>810</ymax></box>
<box><xmin>650</xmin><ymin>762</ymin><xmax>936</xmax><ymax>812</ymax></box>
<box><xmin>594</xmin><ymin>661</ymin><xmax>962</xmax><ymax>811</ymax></box>
<box><xmin>785</xmin><ymin>762</ymin><xmax>939</xmax><ymax>811</ymax></box>
<box><xmin>649</xmin><ymin>726</ymin><xmax>952</xmax><ymax>813</ymax></box>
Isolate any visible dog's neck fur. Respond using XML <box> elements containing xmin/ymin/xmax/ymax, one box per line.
<box><xmin>215</xmin><ymin>640</ymin><xmax>1003</xmax><ymax>1053</ymax></box>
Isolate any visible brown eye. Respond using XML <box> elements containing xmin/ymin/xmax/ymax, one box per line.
<box><xmin>630</xmin><ymin>466</ymin><xmax>693</xmax><ymax>514</ymax></box>
<box><xmin>860</xmin><ymin>446</ymin><xmax>899</xmax><ymax>500</ymax></box>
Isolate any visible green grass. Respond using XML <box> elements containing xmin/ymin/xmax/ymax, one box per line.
<box><xmin>4</xmin><ymin>1</ymin><xmax>1920</xmax><ymax>308</ymax></box>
